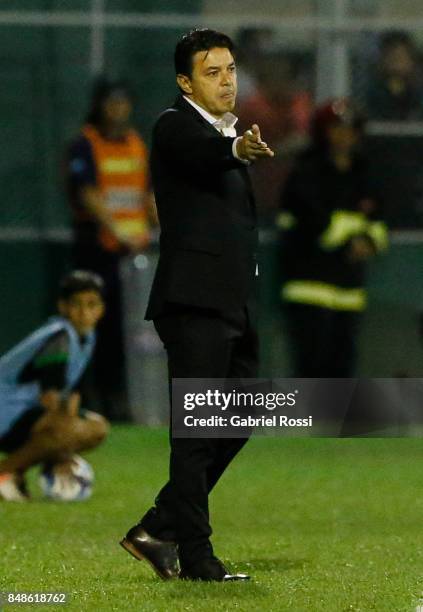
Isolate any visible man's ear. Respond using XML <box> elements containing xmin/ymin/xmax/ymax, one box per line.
<box><xmin>176</xmin><ymin>74</ymin><xmax>193</xmax><ymax>95</ymax></box>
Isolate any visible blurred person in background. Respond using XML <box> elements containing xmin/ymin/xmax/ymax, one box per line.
<box><xmin>66</xmin><ymin>77</ymin><xmax>155</xmax><ymax>421</ymax></box>
<box><xmin>234</xmin><ymin>27</ymin><xmax>274</xmax><ymax>102</ymax></box>
<box><xmin>0</xmin><ymin>271</ymin><xmax>108</xmax><ymax>501</ymax></box>
<box><xmin>366</xmin><ymin>31</ymin><xmax>423</xmax><ymax>121</ymax></box>
<box><xmin>238</xmin><ymin>52</ymin><xmax>312</xmax><ymax>216</ymax></box>
<box><xmin>277</xmin><ymin>99</ymin><xmax>388</xmax><ymax>378</ymax></box>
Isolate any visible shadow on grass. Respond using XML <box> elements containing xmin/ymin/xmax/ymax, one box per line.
<box><xmin>240</xmin><ymin>557</ymin><xmax>309</xmax><ymax>572</ymax></box>
<box><xmin>120</xmin><ymin>572</ymin><xmax>268</xmax><ymax>598</ymax></box>
<box><xmin>118</xmin><ymin>556</ymin><xmax>309</xmax><ymax>585</ymax></box>
<box><xmin>119</xmin><ymin>557</ymin><xmax>309</xmax><ymax>591</ymax></box>
<box><xmin>148</xmin><ymin>579</ymin><xmax>268</xmax><ymax>601</ymax></box>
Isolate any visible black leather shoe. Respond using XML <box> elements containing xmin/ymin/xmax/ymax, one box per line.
<box><xmin>120</xmin><ymin>525</ymin><xmax>179</xmax><ymax>580</ymax></box>
<box><xmin>179</xmin><ymin>557</ymin><xmax>250</xmax><ymax>582</ymax></box>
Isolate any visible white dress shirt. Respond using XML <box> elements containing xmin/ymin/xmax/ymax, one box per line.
<box><xmin>183</xmin><ymin>96</ymin><xmax>247</xmax><ymax>163</ymax></box>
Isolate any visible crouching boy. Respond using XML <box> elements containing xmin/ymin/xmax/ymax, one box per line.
<box><xmin>0</xmin><ymin>270</ymin><xmax>109</xmax><ymax>501</ymax></box>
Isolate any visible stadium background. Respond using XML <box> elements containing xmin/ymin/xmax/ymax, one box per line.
<box><xmin>1</xmin><ymin>4</ymin><xmax>423</xmax><ymax>611</ymax></box>
<box><xmin>0</xmin><ymin>0</ymin><xmax>423</xmax><ymax>422</ymax></box>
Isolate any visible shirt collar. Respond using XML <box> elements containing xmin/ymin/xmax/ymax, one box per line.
<box><xmin>183</xmin><ymin>96</ymin><xmax>238</xmax><ymax>131</ymax></box>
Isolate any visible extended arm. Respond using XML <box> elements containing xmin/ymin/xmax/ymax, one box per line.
<box><xmin>155</xmin><ymin>111</ymin><xmax>273</xmax><ymax>172</ymax></box>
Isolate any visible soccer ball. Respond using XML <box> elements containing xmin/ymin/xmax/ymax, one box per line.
<box><xmin>39</xmin><ymin>455</ymin><xmax>94</xmax><ymax>501</ymax></box>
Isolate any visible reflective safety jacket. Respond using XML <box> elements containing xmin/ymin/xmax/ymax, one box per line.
<box><xmin>277</xmin><ymin>149</ymin><xmax>388</xmax><ymax>312</ymax></box>
<box><xmin>82</xmin><ymin>124</ymin><xmax>149</xmax><ymax>252</ymax></box>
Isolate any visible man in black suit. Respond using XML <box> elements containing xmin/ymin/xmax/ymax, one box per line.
<box><xmin>121</xmin><ymin>28</ymin><xmax>274</xmax><ymax>582</ymax></box>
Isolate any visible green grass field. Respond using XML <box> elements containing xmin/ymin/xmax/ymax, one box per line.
<box><xmin>1</xmin><ymin>427</ymin><xmax>422</xmax><ymax>611</ymax></box>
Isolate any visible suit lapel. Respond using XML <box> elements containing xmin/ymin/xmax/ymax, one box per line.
<box><xmin>174</xmin><ymin>95</ymin><xmax>255</xmax><ymax>214</ymax></box>
<box><xmin>174</xmin><ymin>95</ymin><xmax>222</xmax><ymax>138</ymax></box>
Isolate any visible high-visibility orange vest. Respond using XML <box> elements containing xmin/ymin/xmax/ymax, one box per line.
<box><xmin>83</xmin><ymin>124</ymin><xmax>149</xmax><ymax>252</ymax></box>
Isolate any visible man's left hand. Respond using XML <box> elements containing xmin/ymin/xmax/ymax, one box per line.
<box><xmin>236</xmin><ymin>124</ymin><xmax>275</xmax><ymax>161</ymax></box>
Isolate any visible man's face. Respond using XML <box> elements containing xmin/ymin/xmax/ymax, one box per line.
<box><xmin>59</xmin><ymin>290</ymin><xmax>104</xmax><ymax>336</ymax></box>
<box><xmin>178</xmin><ymin>47</ymin><xmax>237</xmax><ymax>118</ymax></box>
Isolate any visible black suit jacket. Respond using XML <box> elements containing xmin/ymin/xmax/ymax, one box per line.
<box><xmin>146</xmin><ymin>95</ymin><xmax>258</xmax><ymax>319</ymax></box>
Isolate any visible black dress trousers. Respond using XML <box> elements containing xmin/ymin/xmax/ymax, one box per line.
<box><xmin>140</xmin><ymin>303</ymin><xmax>259</xmax><ymax>570</ymax></box>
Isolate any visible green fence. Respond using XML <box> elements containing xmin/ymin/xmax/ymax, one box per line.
<box><xmin>259</xmin><ymin>239</ymin><xmax>423</xmax><ymax>377</ymax></box>
<box><xmin>1</xmin><ymin>240</ymin><xmax>422</xmax><ymax>378</ymax></box>
<box><xmin>0</xmin><ymin>1</ymin><xmax>200</xmax><ymax>231</ymax></box>
<box><xmin>0</xmin><ymin>3</ymin><xmax>422</xmax><ymax>377</ymax></box>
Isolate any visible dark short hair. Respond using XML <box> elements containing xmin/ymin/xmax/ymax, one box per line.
<box><xmin>174</xmin><ymin>28</ymin><xmax>235</xmax><ymax>77</ymax></box>
<box><xmin>59</xmin><ymin>270</ymin><xmax>105</xmax><ymax>300</ymax></box>
<box><xmin>86</xmin><ymin>76</ymin><xmax>134</xmax><ymax>127</ymax></box>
